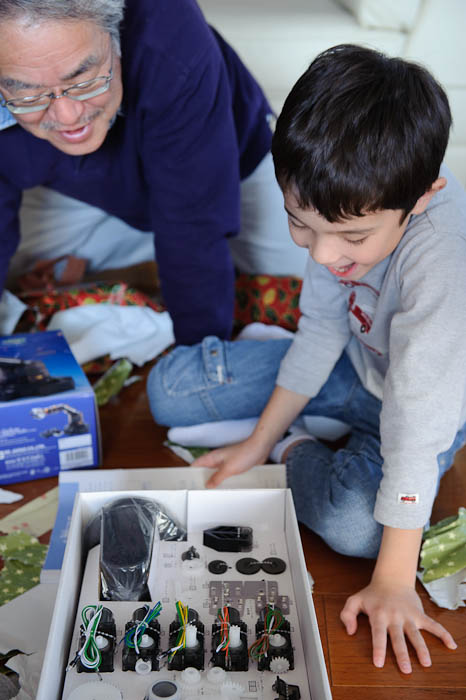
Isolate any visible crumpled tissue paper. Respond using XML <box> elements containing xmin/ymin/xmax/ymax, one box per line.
<box><xmin>6</xmin><ymin>651</ymin><xmax>43</xmax><ymax>700</ymax></box>
<box><xmin>0</xmin><ymin>290</ymin><xmax>26</xmax><ymax>335</ymax></box>
<box><xmin>418</xmin><ymin>507</ymin><xmax>466</xmax><ymax>610</ymax></box>
<box><xmin>47</xmin><ymin>304</ymin><xmax>174</xmax><ymax>366</ymax></box>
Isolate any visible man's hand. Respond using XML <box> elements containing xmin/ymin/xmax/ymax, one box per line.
<box><xmin>191</xmin><ymin>438</ymin><xmax>269</xmax><ymax>488</ymax></box>
<box><xmin>340</xmin><ymin>579</ymin><xmax>457</xmax><ymax>674</ymax></box>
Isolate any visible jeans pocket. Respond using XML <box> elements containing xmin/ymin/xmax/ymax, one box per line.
<box><xmin>161</xmin><ymin>336</ymin><xmax>233</xmax><ymax>398</ymax></box>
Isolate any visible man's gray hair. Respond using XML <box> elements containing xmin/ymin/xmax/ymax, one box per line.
<box><xmin>0</xmin><ymin>0</ymin><xmax>125</xmax><ymax>52</ymax></box>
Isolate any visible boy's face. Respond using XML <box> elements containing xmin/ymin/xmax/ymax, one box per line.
<box><xmin>284</xmin><ymin>187</ymin><xmax>439</xmax><ymax>280</ymax></box>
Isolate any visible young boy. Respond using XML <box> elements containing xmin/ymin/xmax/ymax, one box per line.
<box><xmin>147</xmin><ymin>44</ymin><xmax>465</xmax><ymax>673</ymax></box>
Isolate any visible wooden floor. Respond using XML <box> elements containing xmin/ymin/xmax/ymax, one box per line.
<box><xmin>1</xmin><ymin>362</ymin><xmax>466</xmax><ymax>698</ymax></box>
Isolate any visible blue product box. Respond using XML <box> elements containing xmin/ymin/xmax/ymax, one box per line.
<box><xmin>0</xmin><ymin>330</ymin><xmax>101</xmax><ymax>484</ymax></box>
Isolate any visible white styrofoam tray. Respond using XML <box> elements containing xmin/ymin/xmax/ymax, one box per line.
<box><xmin>37</xmin><ymin>488</ymin><xmax>332</xmax><ymax>699</ymax></box>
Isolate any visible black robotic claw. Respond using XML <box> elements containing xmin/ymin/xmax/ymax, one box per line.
<box><xmin>272</xmin><ymin>675</ymin><xmax>301</xmax><ymax>700</ymax></box>
<box><xmin>203</xmin><ymin>525</ymin><xmax>253</xmax><ymax>552</ymax></box>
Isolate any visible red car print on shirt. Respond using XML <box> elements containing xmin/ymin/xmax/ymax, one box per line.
<box><xmin>348</xmin><ymin>291</ymin><xmax>372</xmax><ymax>334</ymax></box>
<box><xmin>340</xmin><ymin>280</ymin><xmax>383</xmax><ymax>356</ymax></box>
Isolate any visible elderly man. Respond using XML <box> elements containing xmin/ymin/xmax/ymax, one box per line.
<box><xmin>0</xmin><ymin>0</ymin><xmax>305</xmax><ymax>344</ymax></box>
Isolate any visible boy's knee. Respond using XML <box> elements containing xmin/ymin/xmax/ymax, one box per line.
<box><xmin>146</xmin><ymin>343</ymin><xmax>203</xmax><ymax>426</ymax></box>
<box><xmin>300</xmin><ymin>497</ymin><xmax>382</xmax><ymax>559</ymax></box>
<box><xmin>321</xmin><ymin>509</ymin><xmax>382</xmax><ymax>559</ymax></box>
<box><xmin>146</xmin><ymin>354</ymin><xmax>173</xmax><ymax>426</ymax></box>
<box><xmin>146</xmin><ymin>336</ymin><xmax>229</xmax><ymax>426</ymax></box>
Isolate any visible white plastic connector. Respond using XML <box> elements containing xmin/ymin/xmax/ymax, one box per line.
<box><xmin>185</xmin><ymin>624</ymin><xmax>198</xmax><ymax>648</ymax></box>
<box><xmin>206</xmin><ymin>665</ymin><xmax>226</xmax><ymax>685</ymax></box>
<box><xmin>95</xmin><ymin>635</ymin><xmax>109</xmax><ymax>651</ymax></box>
<box><xmin>270</xmin><ymin>633</ymin><xmax>287</xmax><ymax>648</ymax></box>
<box><xmin>229</xmin><ymin>625</ymin><xmax>242</xmax><ymax>648</ymax></box>
<box><xmin>180</xmin><ymin>666</ymin><xmax>201</xmax><ymax>686</ymax></box>
<box><xmin>135</xmin><ymin>657</ymin><xmax>152</xmax><ymax>675</ymax></box>
<box><xmin>139</xmin><ymin>633</ymin><xmax>154</xmax><ymax>649</ymax></box>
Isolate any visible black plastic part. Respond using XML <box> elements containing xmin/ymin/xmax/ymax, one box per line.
<box><xmin>255</xmin><ymin>606</ymin><xmax>294</xmax><ymax>672</ymax></box>
<box><xmin>273</xmin><ymin>675</ymin><xmax>301</xmax><ymax>700</ymax></box>
<box><xmin>148</xmin><ymin>681</ymin><xmax>179</xmax><ymax>698</ymax></box>
<box><xmin>181</xmin><ymin>545</ymin><xmax>199</xmax><ymax>561</ymax></box>
<box><xmin>167</xmin><ymin>607</ymin><xmax>205</xmax><ymax>671</ymax></box>
<box><xmin>235</xmin><ymin>557</ymin><xmax>261</xmax><ymax>575</ymax></box>
<box><xmin>211</xmin><ymin>606</ymin><xmax>249</xmax><ymax>672</ymax></box>
<box><xmin>122</xmin><ymin>606</ymin><xmax>161</xmax><ymax>672</ymax></box>
<box><xmin>97</xmin><ymin>497</ymin><xmax>159</xmax><ymax>601</ymax></box>
<box><xmin>208</xmin><ymin>559</ymin><xmax>229</xmax><ymax>575</ymax></box>
<box><xmin>203</xmin><ymin>525</ymin><xmax>253</xmax><ymax>552</ymax></box>
<box><xmin>77</xmin><ymin>607</ymin><xmax>116</xmax><ymax>673</ymax></box>
<box><xmin>261</xmin><ymin>557</ymin><xmax>287</xmax><ymax>575</ymax></box>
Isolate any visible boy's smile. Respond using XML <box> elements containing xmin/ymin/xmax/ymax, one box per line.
<box><xmin>284</xmin><ymin>181</ymin><xmax>445</xmax><ymax>280</ymax></box>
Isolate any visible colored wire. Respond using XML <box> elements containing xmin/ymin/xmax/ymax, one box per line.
<box><xmin>125</xmin><ymin>601</ymin><xmax>162</xmax><ymax>654</ymax></box>
<box><xmin>248</xmin><ymin>605</ymin><xmax>284</xmax><ymax>660</ymax></box>
<box><xmin>215</xmin><ymin>606</ymin><xmax>231</xmax><ymax>657</ymax></box>
<box><xmin>77</xmin><ymin>604</ymin><xmax>104</xmax><ymax>670</ymax></box>
<box><xmin>168</xmin><ymin>601</ymin><xmax>189</xmax><ymax>661</ymax></box>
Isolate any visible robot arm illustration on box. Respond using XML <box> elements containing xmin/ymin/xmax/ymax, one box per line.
<box><xmin>31</xmin><ymin>403</ymin><xmax>90</xmax><ymax>438</ymax></box>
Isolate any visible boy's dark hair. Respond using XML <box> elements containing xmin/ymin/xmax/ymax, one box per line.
<box><xmin>272</xmin><ymin>44</ymin><xmax>452</xmax><ymax>222</ymax></box>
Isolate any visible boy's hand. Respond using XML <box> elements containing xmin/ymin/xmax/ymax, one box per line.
<box><xmin>190</xmin><ymin>386</ymin><xmax>310</xmax><ymax>488</ymax></box>
<box><xmin>340</xmin><ymin>580</ymin><xmax>457</xmax><ymax>673</ymax></box>
<box><xmin>191</xmin><ymin>438</ymin><xmax>269</xmax><ymax>488</ymax></box>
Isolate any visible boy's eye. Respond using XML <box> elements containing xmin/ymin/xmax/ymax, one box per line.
<box><xmin>345</xmin><ymin>237</ymin><xmax>367</xmax><ymax>245</ymax></box>
<box><xmin>288</xmin><ymin>217</ymin><xmax>307</xmax><ymax>229</ymax></box>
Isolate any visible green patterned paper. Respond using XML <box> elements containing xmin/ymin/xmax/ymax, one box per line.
<box><xmin>420</xmin><ymin>507</ymin><xmax>466</xmax><ymax>583</ymax></box>
<box><xmin>0</xmin><ymin>532</ymin><xmax>47</xmax><ymax>605</ymax></box>
<box><xmin>93</xmin><ymin>357</ymin><xmax>133</xmax><ymax>406</ymax></box>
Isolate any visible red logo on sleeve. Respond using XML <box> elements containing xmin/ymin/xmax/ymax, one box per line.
<box><xmin>398</xmin><ymin>493</ymin><xmax>419</xmax><ymax>504</ymax></box>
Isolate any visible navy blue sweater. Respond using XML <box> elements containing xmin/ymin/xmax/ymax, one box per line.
<box><xmin>0</xmin><ymin>0</ymin><xmax>272</xmax><ymax>344</ymax></box>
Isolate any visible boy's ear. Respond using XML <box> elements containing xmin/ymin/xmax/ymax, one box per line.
<box><xmin>411</xmin><ymin>177</ymin><xmax>447</xmax><ymax>215</ymax></box>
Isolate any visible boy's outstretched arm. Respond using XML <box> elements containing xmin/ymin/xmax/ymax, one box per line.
<box><xmin>192</xmin><ymin>385</ymin><xmax>310</xmax><ymax>488</ymax></box>
<box><xmin>340</xmin><ymin>525</ymin><xmax>457</xmax><ymax>673</ymax></box>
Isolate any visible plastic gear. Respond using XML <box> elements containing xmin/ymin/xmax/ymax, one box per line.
<box><xmin>269</xmin><ymin>656</ymin><xmax>291</xmax><ymax>674</ymax></box>
<box><xmin>220</xmin><ymin>680</ymin><xmax>245</xmax><ymax>698</ymax></box>
<box><xmin>179</xmin><ymin>666</ymin><xmax>202</xmax><ymax>687</ymax></box>
<box><xmin>206</xmin><ymin>666</ymin><xmax>227</xmax><ymax>685</ymax></box>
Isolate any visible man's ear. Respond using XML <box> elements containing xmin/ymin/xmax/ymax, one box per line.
<box><xmin>411</xmin><ymin>177</ymin><xmax>447</xmax><ymax>215</ymax></box>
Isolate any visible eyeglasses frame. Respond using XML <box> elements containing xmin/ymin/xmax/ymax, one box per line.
<box><xmin>0</xmin><ymin>49</ymin><xmax>114</xmax><ymax>115</ymax></box>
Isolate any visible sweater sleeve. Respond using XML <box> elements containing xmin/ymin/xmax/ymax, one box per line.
<box><xmin>375</xmin><ymin>229</ymin><xmax>466</xmax><ymax>528</ymax></box>
<box><xmin>0</xmin><ymin>175</ymin><xmax>21</xmax><ymax>294</ymax></box>
<box><xmin>138</xmin><ymin>33</ymin><xmax>241</xmax><ymax>345</ymax></box>
<box><xmin>277</xmin><ymin>259</ymin><xmax>351</xmax><ymax>396</ymax></box>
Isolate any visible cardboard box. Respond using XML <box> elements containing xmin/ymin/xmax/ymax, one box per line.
<box><xmin>41</xmin><ymin>465</ymin><xmax>288</xmax><ymax>583</ymax></box>
<box><xmin>38</xmin><ymin>488</ymin><xmax>332</xmax><ymax>700</ymax></box>
<box><xmin>0</xmin><ymin>330</ymin><xmax>100</xmax><ymax>484</ymax></box>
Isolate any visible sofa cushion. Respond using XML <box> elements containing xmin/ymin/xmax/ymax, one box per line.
<box><xmin>198</xmin><ymin>0</ymin><xmax>405</xmax><ymax>112</ymax></box>
<box><xmin>337</xmin><ymin>0</ymin><xmax>421</xmax><ymax>31</ymax></box>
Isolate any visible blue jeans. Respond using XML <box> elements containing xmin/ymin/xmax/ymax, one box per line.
<box><xmin>147</xmin><ymin>337</ymin><xmax>465</xmax><ymax>558</ymax></box>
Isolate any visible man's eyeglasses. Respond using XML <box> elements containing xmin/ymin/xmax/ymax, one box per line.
<box><xmin>1</xmin><ymin>67</ymin><xmax>113</xmax><ymax>115</ymax></box>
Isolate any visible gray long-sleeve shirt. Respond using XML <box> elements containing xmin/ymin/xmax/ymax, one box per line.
<box><xmin>277</xmin><ymin>166</ymin><xmax>466</xmax><ymax>528</ymax></box>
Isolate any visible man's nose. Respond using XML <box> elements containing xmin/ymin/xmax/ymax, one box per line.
<box><xmin>45</xmin><ymin>95</ymin><xmax>86</xmax><ymax>126</ymax></box>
